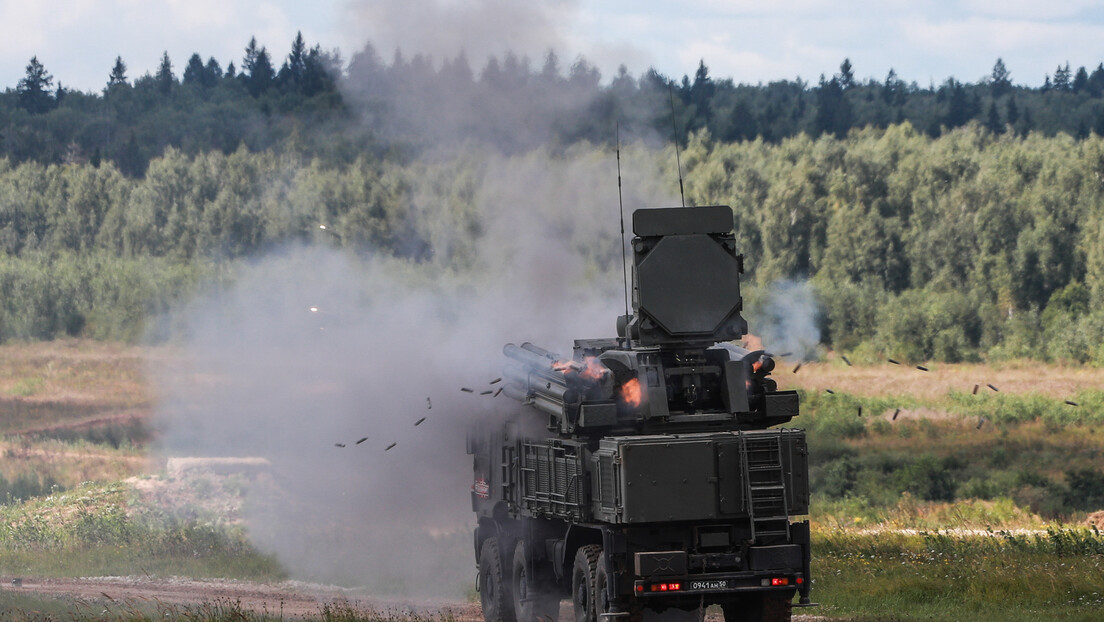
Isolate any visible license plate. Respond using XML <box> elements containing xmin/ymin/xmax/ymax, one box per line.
<box><xmin>689</xmin><ymin>580</ymin><xmax>729</xmax><ymax>591</ymax></box>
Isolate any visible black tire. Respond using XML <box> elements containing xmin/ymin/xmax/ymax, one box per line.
<box><xmin>571</xmin><ymin>545</ymin><xmax>602</xmax><ymax>622</ymax></box>
<box><xmin>480</xmin><ymin>537</ymin><xmax>517</xmax><ymax>622</ymax></box>
<box><xmin>721</xmin><ymin>594</ymin><xmax>792</xmax><ymax>622</ymax></box>
<box><xmin>594</xmin><ymin>559</ymin><xmax>611</xmax><ymax>620</ymax></box>
<box><xmin>512</xmin><ymin>541</ymin><xmax>561</xmax><ymax>622</ymax></box>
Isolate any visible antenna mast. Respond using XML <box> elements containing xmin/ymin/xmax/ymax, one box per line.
<box><xmin>616</xmin><ymin>122</ymin><xmax>631</xmax><ymax>348</ymax></box>
<box><xmin>668</xmin><ymin>85</ymin><xmax>686</xmax><ymax>208</ymax></box>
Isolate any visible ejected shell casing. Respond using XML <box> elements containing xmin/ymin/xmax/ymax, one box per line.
<box><xmin>972</xmin><ymin>384</ymin><xmax>979</xmax><ymax>395</ymax></box>
<box><xmin>825</xmin><ymin>389</ymin><xmax>835</xmax><ymax>395</ymax></box>
<box><xmin>841</xmin><ymin>355</ymin><xmax>852</xmax><ymax>366</ymax></box>
<box><xmin>489</xmin><ymin>377</ymin><xmax>502</xmax><ymax>385</ymax></box>
<box><xmin>987</xmin><ymin>384</ymin><xmax>999</xmax><ymax>392</ymax></box>
<box><xmin>461</xmin><ymin>387</ymin><xmax>474</xmax><ymax>393</ymax></box>
<box><xmin>792</xmin><ymin>363</ymin><xmax>802</xmax><ymax>374</ymax></box>
<box><xmin>892</xmin><ymin>408</ymin><xmax>900</xmax><ymax>420</ymax></box>
<box><xmin>386</xmin><ymin>442</ymin><xmax>397</xmax><ymax>451</ymax></box>
<box><xmin>415</xmin><ymin>417</ymin><xmax>426</xmax><ymax>426</ymax></box>
<box><xmin>356</xmin><ymin>437</ymin><xmax>367</xmax><ymax>445</ymax></box>
<box><xmin>888</xmin><ymin>358</ymin><xmax>900</xmax><ymax>365</ymax></box>
<box><xmin>1066</xmin><ymin>400</ymin><xmax>1079</xmax><ymax>406</ymax></box>
<box><xmin>857</xmin><ymin>405</ymin><xmax>862</xmax><ymax>417</ymax></box>
<box><xmin>916</xmin><ymin>365</ymin><xmax>929</xmax><ymax>372</ymax></box>
<box><xmin>976</xmin><ymin>417</ymin><xmax>986</xmax><ymax>430</ymax></box>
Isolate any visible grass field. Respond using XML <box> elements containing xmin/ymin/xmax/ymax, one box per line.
<box><xmin>1</xmin><ymin>341</ymin><xmax>1103</xmax><ymax>621</ymax></box>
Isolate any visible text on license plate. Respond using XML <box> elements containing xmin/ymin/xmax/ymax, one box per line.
<box><xmin>689</xmin><ymin>580</ymin><xmax>729</xmax><ymax>590</ymax></box>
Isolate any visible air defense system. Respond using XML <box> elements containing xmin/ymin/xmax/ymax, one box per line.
<box><xmin>468</xmin><ymin>206</ymin><xmax>811</xmax><ymax>622</ymax></box>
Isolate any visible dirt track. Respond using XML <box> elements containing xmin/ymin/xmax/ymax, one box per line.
<box><xmin>8</xmin><ymin>576</ymin><xmax>484</xmax><ymax>619</ymax></box>
<box><xmin>7</xmin><ymin>577</ymin><xmax>827</xmax><ymax>620</ymax></box>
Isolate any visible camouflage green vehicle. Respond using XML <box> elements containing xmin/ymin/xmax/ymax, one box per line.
<box><xmin>468</xmin><ymin>206</ymin><xmax>812</xmax><ymax>622</ymax></box>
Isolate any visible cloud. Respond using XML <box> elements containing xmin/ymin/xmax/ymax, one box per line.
<box><xmin>0</xmin><ymin>0</ymin><xmax>322</xmax><ymax>92</ymax></box>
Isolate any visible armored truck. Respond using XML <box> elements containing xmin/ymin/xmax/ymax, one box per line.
<box><xmin>468</xmin><ymin>206</ymin><xmax>812</xmax><ymax>622</ymax></box>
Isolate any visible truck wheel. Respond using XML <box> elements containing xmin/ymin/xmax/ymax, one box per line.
<box><xmin>721</xmin><ymin>595</ymin><xmax>791</xmax><ymax>622</ymax></box>
<box><xmin>572</xmin><ymin>545</ymin><xmax>602</xmax><ymax>622</ymax></box>
<box><xmin>480</xmin><ymin>537</ymin><xmax>517</xmax><ymax>622</ymax></box>
<box><xmin>594</xmin><ymin>560</ymin><xmax>612</xmax><ymax>619</ymax></box>
<box><xmin>512</xmin><ymin>541</ymin><xmax>560</xmax><ymax>622</ymax></box>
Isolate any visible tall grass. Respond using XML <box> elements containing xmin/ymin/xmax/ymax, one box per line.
<box><xmin>0</xmin><ymin>482</ymin><xmax>285</xmax><ymax>580</ymax></box>
<box><xmin>814</xmin><ymin>527</ymin><xmax>1104</xmax><ymax>622</ymax></box>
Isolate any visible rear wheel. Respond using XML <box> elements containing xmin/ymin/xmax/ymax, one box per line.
<box><xmin>512</xmin><ymin>541</ymin><xmax>560</xmax><ymax>622</ymax></box>
<box><xmin>480</xmin><ymin>537</ymin><xmax>516</xmax><ymax>622</ymax></box>
<box><xmin>594</xmin><ymin>559</ymin><xmax>611</xmax><ymax>620</ymax></box>
<box><xmin>572</xmin><ymin>545</ymin><xmax>602</xmax><ymax>622</ymax></box>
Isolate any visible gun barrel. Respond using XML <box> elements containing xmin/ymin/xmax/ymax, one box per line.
<box><xmin>504</xmin><ymin>343</ymin><xmax>559</xmax><ymax>371</ymax></box>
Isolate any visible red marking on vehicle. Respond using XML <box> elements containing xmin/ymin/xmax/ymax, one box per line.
<box><xmin>473</xmin><ymin>478</ymin><xmax>490</xmax><ymax>499</ymax></box>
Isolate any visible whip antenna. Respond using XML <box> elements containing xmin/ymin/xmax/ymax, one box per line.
<box><xmin>616</xmin><ymin>122</ymin><xmax>631</xmax><ymax>348</ymax></box>
<box><xmin>668</xmin><ymin>85</ymin><xmax>686</xmax><ymax>208</ymax></box>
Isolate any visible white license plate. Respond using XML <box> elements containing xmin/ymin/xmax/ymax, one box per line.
<box><xmin>690</xmin><ymin>580</ymin><xmax>729</xmax><ymax>590</ymax></box>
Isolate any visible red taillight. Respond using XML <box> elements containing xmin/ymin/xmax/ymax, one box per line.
<box><xmin>648</xmin><ymin>582</ymin><xmax>683</xmax><ymax>592</ymax></box>
<box><xmin>796</xmin><ymin>577</ymin><xmax>804</xmax><ymax>585</ymax></box>
<box><xmin>770</xmin><ymin>578</ymin><xmax>789</xmax><ymax>586</ymax></box>
<box><xmin>635</xmin><ymin>584</ymin><xmax>644</xmax><ymax>593</ymax></box>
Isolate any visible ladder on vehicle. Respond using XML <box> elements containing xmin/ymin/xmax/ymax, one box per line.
<box><xmin>741</xmin><ymin>433</ymin><xmax>791</xmax><ymax>541</ymax></box>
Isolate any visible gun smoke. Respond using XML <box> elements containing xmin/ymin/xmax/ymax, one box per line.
<box><xmin>149</xmin><ymin>0</ymin><xmax>789</xmax><ymax>597</ymax></box>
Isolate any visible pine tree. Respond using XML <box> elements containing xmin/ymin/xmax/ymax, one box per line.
<box><xmin>1073</xmin><ymin>66</ymin><xmax>1089</xmax><ymax>94</ymax></box>
<box><xmin>242</xmin><ymin>37</ymin><xmax>274</xmax><ymax>96</ymax></box>
<box><xmin>1054</xmin><ymin>63</ymin><xmax>1071</xmax><ymax>91</ymax></box>
<box><xmin>838</xmin><ymin>58</ymin><xmax>855</xmax><ymax>90</ymax></box>
<box><xmin>203</xmin><ymin>58</ymin><xmax>222</xmax><ymax>87</ymax></box>
<box><xmin>183</xmin><ymin>54</ymin><xmax>206</xmax><ymax>85</ymax></box>
<box><xmin>107</xmin><ymin>56</ymin><xmax>128</xmax><ymax>89</ymax></box>
<box><xmin>990</xmin><ymin>58</ymin><xmax>1012</xmax><ymax>97</ymax></box>
<box><xmin>155</xmin><ymin>52</ymin><xmax>174</xmax><ymax>95</ymax></box>
<box><xmin>17</xmin><ymin>56</ymin><xmax>55</xmax><ymax>114</ymax></box>
<box><xmin>286</xmin><ymin>31</ymin><xmax>307</xmax><ymax>88</ymax></box>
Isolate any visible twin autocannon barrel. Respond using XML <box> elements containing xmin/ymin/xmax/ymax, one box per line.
<box><xmin>502</xmin><ymin>343</ymin><xmax>617</xmax><ymax>424</ymax></box>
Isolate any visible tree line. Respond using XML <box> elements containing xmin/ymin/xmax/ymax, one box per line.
<box><xmin>8</xmin><ymin>38</ymin><xmax>1104</xmax><ymax>175</ymax></box>
<box><xmin>1</xmin><ymin>123</ymin><xmax>1103</xmax><ymax>365</ymax></box>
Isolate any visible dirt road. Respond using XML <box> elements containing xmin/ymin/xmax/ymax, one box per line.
<box><xmin>7</xmin><ymin>577</ymin><xmax>826</xmax><ymax>621</ymax></box>
<box><xmin>8</xmin><ymin>576</ymin><xmax>483</xmax><ymax>619</ymax></box>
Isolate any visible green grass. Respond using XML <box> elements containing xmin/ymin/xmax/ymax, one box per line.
<box><xmin>0</xmin><ymin>481</ymin><xmax>285</xmax><ymax>581</ymax></box>
<box><xmin>812</xmin><ymin>528</ymin><xmax>1104</xmax><ymax>622</ymax></box>
<box><xmin>800</xmin><ymin>388</ymin><xmax>1104</xmax><ymax>518</ymax></box>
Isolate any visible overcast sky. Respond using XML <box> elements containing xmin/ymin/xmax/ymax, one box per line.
<box><xmin>2</xmin><ymin>0</ymin><xmax>1104</xmax><ymax>94</ymax></box>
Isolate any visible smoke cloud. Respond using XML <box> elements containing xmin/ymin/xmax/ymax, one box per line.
<box><xmin>343</xmin><ymin>0</ymin><xmax>578</xmax><ymax>68</ymax></box>
<box><xmin>152</xmin><ymin>143</ymin><xmax>682</xmax><ymax>593</ymax></box>
<box><xmin>152</xmin><ymin>0</ymin><xmax>685</xmax><ymax>595</ymax></box>
<box><xmin>745</xmin><ymin>279</ymin><xmax>821</xmax><ymax>362</ymax></box>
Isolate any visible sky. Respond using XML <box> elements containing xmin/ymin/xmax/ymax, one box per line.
<box><xmin>2</xmin><ymin>0</ymin><xmax>1104</xmax><ymax>94</ymax></box>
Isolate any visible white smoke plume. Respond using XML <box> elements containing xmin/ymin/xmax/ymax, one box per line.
<box><xmin>152</xmin><ymin>0</ymin><xmax>684</xmax><ymax>595</ymax></box>
<box><xmin>744</xmin><ymin>279</ymin><xmax>821</xmax><ymax>362</ymax></box>
<box><xmin>152</xmin><ymin>143</ymin><xmax>682</xmax><ymax>594</ymax></box>
<box><xmin>343</xmin><ymin>0</ymin><xmax>578</xmax><ymax>68</ymax></box>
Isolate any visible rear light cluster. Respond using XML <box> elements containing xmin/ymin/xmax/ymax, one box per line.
<box><xmin>634</xmin><ymin>582</ymin><xmax>682</xmax><ymax>593</ymax></box>
<box><xmin>761</xmin><ymin>577</ymin><xmax>800</xmax><ymax>587</ymax></box>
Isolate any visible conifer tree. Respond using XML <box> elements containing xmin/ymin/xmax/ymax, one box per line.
<box><xmin>17</xmin><ymin>56</ymin><xmax>55</xmax><ymax>114</ymax></box>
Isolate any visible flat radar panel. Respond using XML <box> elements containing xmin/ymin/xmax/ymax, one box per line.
<box><xmin>637</xmin><ymin>234</ymin><xmax>741</xmax><ymax>335</ymax></box>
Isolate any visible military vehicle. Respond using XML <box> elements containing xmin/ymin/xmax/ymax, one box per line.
<box><xmin>468</xmin><ymin>206</ymin><xmax>811</xmax><ymax>622</ymax></box>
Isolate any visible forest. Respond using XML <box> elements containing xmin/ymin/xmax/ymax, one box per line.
<box><xmin>1</xmin><ymin>34</ymin><xmax>1103</xmax><ymax>363</ymax></box>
